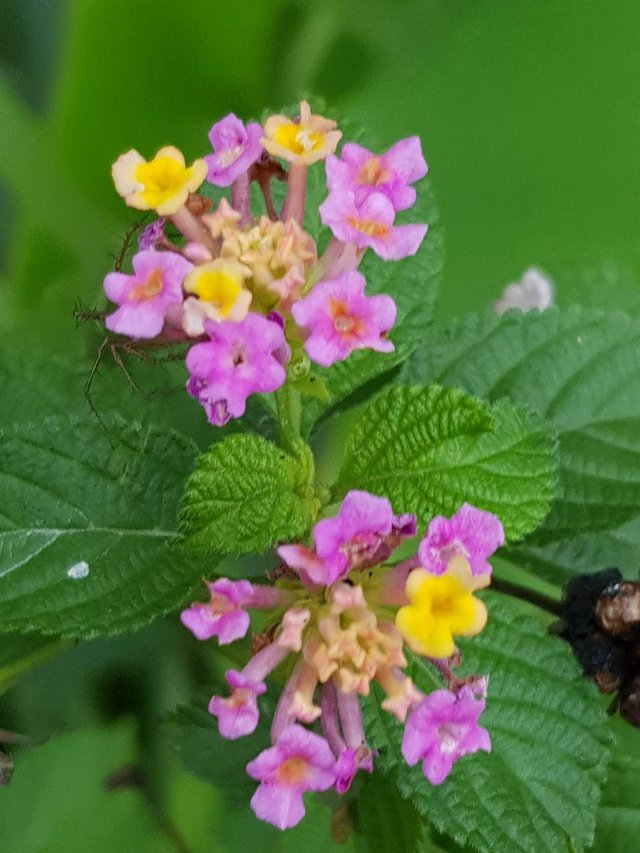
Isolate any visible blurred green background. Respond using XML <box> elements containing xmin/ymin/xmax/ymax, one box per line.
<box><xmin>1</xmin><ymin>1</ymin><xmax>639</xmax><ymax>850</ymax></box>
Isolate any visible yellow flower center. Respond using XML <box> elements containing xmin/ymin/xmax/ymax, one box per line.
<box><xmin>128</xmin><ymin>268</ymin><xmax>164</xmax><ymax>302</ymax></box>
<box><xmin>134</xmin><ymin>156</ymin><xmax>195</xmax><ymax>209</ymax></box>
<box><xmin>273</xmin><ymin>123</ymin><xmax>323</xmax><ymax>156</ymax></box>
<box><xmin>395</xmin><ymin>568</ymin><xmax>486</xmax><ymax>659</ymax></box>
<box><xmin>188</xmin><ymin>270</ymin><xmax>242</xmax><ymax>316</ymax></box>
<box><xmin>275</xmin><ymin>756</ymin><xmax>308</xmax><ymax>785</ymax></box>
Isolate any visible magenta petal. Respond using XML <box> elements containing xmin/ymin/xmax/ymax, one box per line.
<box><xmin>186</xmin><ymin>314</ymin><xmax>286</xmax><ymax>426</ymax></box>
<box><xmin>390</xmin><ymin>184</ymin><xmax>417</xmax><ymax>212</ymax></box>
<box><xmin>334</xmin><ymin>748</ymin><xmax>359</xmax><ymax>794</ymax></box>
<box><xmin>401</xmin><ymin>688</ymin><xmax>490</xmax><ymax>785</ymax></box>
<box><xmin>340</xmin><ymin>142</ymin><xmax>372</xmax><ymax>167</ymax></box>
<box><xmin>215</xmin><ymin>609</ymin><xmax>251</xmax><ymax>645</ymax></box>
<box><xmin>180</xmin><ymin>604</ymin><xmax>219</xmax><ymax>641</ymax></box>
<box><xmin>206</xmin><ymin>114</ymin><xmax>263</xmax><ymax>186</ymax></box>
<box><xmin>419</xmin><ymin>504</ymin><xmax>504</xmax><ymax>576</ymax></box>
<box><xmin>293</xmin><ymin>271</ymin><xmax>397</xmax><ymax>368</ymax></box>
<box><xmin>422</xmin><ymin>750</ymin><xmax>454</xmax><ymax>785</ymax></box>
<box><xmin>384</xmin><ymin>136</ymin><xmax>428</xmax><ymax>184</ymax></box>
<box><xmin>374</xmin><ymin>222</ymin><xmax>428</xmax><ymax>260</ymax></box>
<box><xmin>357</xmin><ymin>192</ymin><xmax>396</xmax><ymax>226</ymax></box>
<box><xmin>105</xmin><ymin>303</ymin><xmax>165</xmax><ymax>338</ymax></box>
<box><xmin>250</xmin><ymin>783</ymin><xmax>306</xmax><ymax>830</ymax></box>
<box><xmin>208</xmin><ymin>693</ymin><xmax>259</xmax><ymax>739</ymax></box>
<box><xmin>277</xmin><ymin>544</ymin><xmax>330</xmax><ymax>587</ymax></box>
<box><xmin>103</xmin><ymin>271</ymin><xmax>133</xmax><ymax>303</ymax></box>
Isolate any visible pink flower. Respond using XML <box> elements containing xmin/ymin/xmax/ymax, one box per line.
<box><xmin>319</xmin><ymin>189</ymin><xmax>427</xmax><ymax>260</ymax></box>
<box><xmin>180</xmin><ymin>578</ymin><xmax>254</xmax><ymax>644</ymax></box>
<box><xmin>278</xmin><ymin>491</ymin><xmax>414</xmax><ymax>587</ymax></box>
<box><xmin>208</xmin><ymin>670</ymin><xmax>267</xmax><ymax>739</ymax></box>
<box><xmin>185</xmin><ymin>313</ymin><xmax>287</xmax><ymax>426</ymax></box>
<box><xmin>205</xmin><ymin>114</ymin><xmax>263</xmax><ymax>187</ymax></box>
<box><xmin>137</xmin><ymin>218</ymin><xmax>165</xmax><ymax>250</ymax></box>
<box><xmin>334</xmin><ymin>746</ymin><xmax>374</xmax><ymax>794</ymax></box>
<box><xmin>402</xmin><ymin>687</ymin><xmax>491</xmax><ymax>785</ymax></box>
<box><xmin>246</xmin><ymin>724</ymin><xmax>336</xmax><ymax>829</ymax></box>
<box><xmin>326</xmin><ymin>137</ymin><xmax>427</xmax><ymax>212</ymax></box>
<box><xmin>291</xmin><ymin>271</ymin><xmax>396</xmax><ymax>367</ymax></box>
<box><xmin>313</xmin><ymin>490</ymin><xmax>400</xmax><ymax>581</ymax></box>
<box><xmin>418</xmin><ymin>503</ymin><xmax>505</xmax><ymax>580</ymax></box>
<box><xmin>104</xmin><ymin>250</ymin><xmax>192</xmax><ymax>339</ymax></box>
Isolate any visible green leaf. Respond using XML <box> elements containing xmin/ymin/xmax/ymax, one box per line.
<box><xmin>0</xmin><ymin>633</ymin><xmax>66</xmax><ymax>696</ymax></box>
<box><xmin>337</xmin><ymin>385</ymin><xmax>556</xmax><ymax>541</ymax></box>
<box><xmin>0</xmin><ymin>342</ymin><xmax>270</xmax><ymax>452</ymax></box>
<box><xmin>180</xmin><ymin>435</ymin><xmax>320</xmax><ymax>556</ymax></box>
<box><xmin>363</xmin><ymin>593</ymin><xmax>612</xmax><ymax>853</ymax></box>
<box><xmin>169</xmin><ymin>698</ymin><xmax>272</xmax><ymax>805</ymax></box>
<box><xmin>0</xmin><ymin>722</ymin><xmax>174</xmax><ymax>853</ymax></box>
<box><xmin>405</xmin><ymin>307</ymin><xmax>640</xmax><ymax>580</ymax></box>
<box><xmin>302</xmin><ymin>171</ymin><xmax>444</xmax><ymax>436</ymax></box>
<box><xmin>351</xmin><ymin>773</ymin><xmax>433</xmax><ymax>852</ymax></box>
<box><xmin>592</xmin><ymin>718</ymin><xmax>640</xmax><ymax>853</ymax></box>
<box><xmin>0</xmin><ymin>416</ymin><xmax>206</xmax><ymax>637</ymax></box>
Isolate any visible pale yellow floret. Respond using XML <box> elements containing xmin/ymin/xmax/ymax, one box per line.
<box><xmin>261</xmin><ymin>100</ymin><xmax>342</xmax><ymax>165</ymax></box>
<box><xmin>111</xmin><ymin>146</ymin><xmax>207</xmax><ymax>215</ymax></box>
<box><xmin>182</xmin><ymin>259</ymin><xmax>252</xmax><ymax>336</ymax></box>
<box><xmin>396</xmin><ymin>562</ymin><xmax>488</xmax><ymax>659</ymax></box>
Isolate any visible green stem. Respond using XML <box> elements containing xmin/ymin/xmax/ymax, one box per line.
<box><xmin>491</xmin><ymin>577</ymin><xmax>563</xmax><ymax>616</ymax></box>
<box><xmin>275</xmin><ymin>382</ymin><xmax>302</xmax><ymax>452</ymax></box>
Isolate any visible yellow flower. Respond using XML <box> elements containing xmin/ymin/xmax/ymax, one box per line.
<box><xmin>182</xmin><ymin>259</ymin><xmax>252</xmax><ymax>336</ymax></box>
<box><xmin>262</xmin><ymin>101</ymin><xmax>342</xmax><ymax>165</ymax></box>
<box><xmin>111</xmin><ymin>146</ymin><xmax>207</xmax><ymax>215</ymax></box>
<box><xmin>395</xmin><ymin>558</ymin><xmax>488</xmax><ymax>659</ymax></box>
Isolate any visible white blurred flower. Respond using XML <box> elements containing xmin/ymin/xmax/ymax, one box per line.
<box><xmin>493</xmin><ymin>268</ymin><xmax>554</xmax><ymax>315</ymax></box>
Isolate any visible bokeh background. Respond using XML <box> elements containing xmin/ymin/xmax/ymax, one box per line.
<box><xmin>1</xmin><ymin>1</ymin><xmax>639</xmax><ymax>851</ymax></box>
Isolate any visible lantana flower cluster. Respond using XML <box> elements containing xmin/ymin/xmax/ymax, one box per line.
<box><xmin>181</xmin><ymin>493</ymin><xmax>504</xmax><ymax>830</ymax></box>
<box><xmin>104</xmin><ymin>103</ymin><xmax>428</xmax><ymax>426</ymax></box>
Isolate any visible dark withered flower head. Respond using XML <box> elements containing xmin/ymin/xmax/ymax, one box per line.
<box><xmin>561</xmin><ymin>568</ymin><xmax>632</xmax><ymax>693</ymax></box>
<box><xmin>595</xmin><ymin>581</ymin><xmax>640</xmax><ymax>639</ymax></box>
<box><xmin>562</xmin><ymin>567</ymin><xmax>623</xmax><ymax>641</ymax></box>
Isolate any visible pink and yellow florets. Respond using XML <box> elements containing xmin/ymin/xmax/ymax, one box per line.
<box><xmin>181</xmin><ymin>491</ymin><xmax>503</xmax><ymax>830</ymax></box>
<box><xmin>103</xmin><ymin>105</ymin><xmax>429</xmax><ymax>428</ymax></box>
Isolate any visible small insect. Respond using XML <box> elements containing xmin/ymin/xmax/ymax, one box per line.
<box><xmin>74</xmin><ymin>216</ymin><xmax>189</xmax><ymax>422</ymax></box>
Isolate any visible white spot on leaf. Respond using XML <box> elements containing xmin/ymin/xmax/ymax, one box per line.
<box><xmin>67</xmin><ymin>561</ymin><xmax>90</xmax><ymax>580</ymax></box>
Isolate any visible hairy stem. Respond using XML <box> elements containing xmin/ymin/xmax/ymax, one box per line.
<box><xmin>275</xmin><ymin>382</ymin><xmax>302</xmax><ymax>451</ymax></box>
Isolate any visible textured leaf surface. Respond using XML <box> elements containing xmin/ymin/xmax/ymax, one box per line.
<box><xmin>592</xmin><ymin>719</ymin><xmax>640</xmax><ymax>853</ymax></box>
<box><xmin>180</xmin><ymin>435</ymin><xmax>320</xmax><ymax>555</ymax></box>
<box><xmin>0</xmin><ymin>416</ymin><xmax>205</xmax><ymax>637</ymax></box>
<box><xmin>405</xmin><ymin>307</ymin><xmax>640</xmax><ymax>580</ymax></box>
<box><xmin>352</xmin><ymin>773</ymin><xmax>433</xmax><ymax>853</ymax></box>
<box><xmin>363</xmin><ymin>593</ymin><xmax>611</xmax><ymax>853</ymax></box>
<box><xmin>337</xmin><ymin>385</ymin><xmax>556</xmax><ymax>540</ymax></box>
